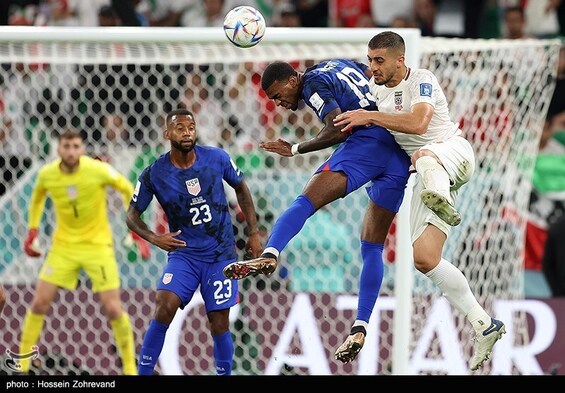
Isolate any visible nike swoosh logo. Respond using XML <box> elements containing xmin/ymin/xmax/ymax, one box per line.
<box><xmin>216</xmin><ymin>298</ymin><xmax>230</xmax><ymax>305</ymax></box>
<box><xmin>140</xmin><ymin>361</ymin><xmax>152</xmax><ymax>366</ymax></box>
<box><xmin>482</xmin><ymin>323</ymin><xmax>499</xmax><ymax>336</ymax></box>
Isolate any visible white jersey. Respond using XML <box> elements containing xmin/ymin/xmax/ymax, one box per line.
<box><xmin>370</xmin><ymin>68</ymin><xmax>460</xmax><ymax>156</ymax></box>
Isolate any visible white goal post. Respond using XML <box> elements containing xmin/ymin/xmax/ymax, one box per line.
<box><xmin>0</xmin><ymin>26</ymin><xmax>559</xmax><ymax>375</ymax></box>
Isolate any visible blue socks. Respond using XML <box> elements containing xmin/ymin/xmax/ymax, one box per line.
<box><xmin>213</xmin><ymin>331</ymin><xmax>234</xmax><ymax>376</ymax></box>
<box><xmin>265</xmin><ymin>194</ymin><xmax>316</xmax><ymax>253</ymax></box>
<box><xmin>138</xmin><ymin>319</ymin><xmax>169</xmax><ymax>375</ymax></box>
<box><xmin>138</xmin><ymin>320</ymin><xmax>235</xmax><ymax>376</ymax></box>
<box><xmin>356</xmin><ymin>241</ymin><xmax>385</xmax><ymax>323</ymax></box>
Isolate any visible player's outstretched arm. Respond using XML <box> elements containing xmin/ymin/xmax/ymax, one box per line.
<box><xmin>261</xmin><ymin>108</ymin><xmax>349</xmax><ymax>157</ymax></box>
<box><xmin>335</xmin><ymin>103</ymin><xmax>433</xmax><ymax>135</ymax></box>
<box><xmin>293</xmin><ymin>108</ymin><xmax>349</xmax><ymax>155</ymax></box>
<box><xmin>126</xmin><ymin>205</ymin><xmax>186</xmax><ymax>252</ymax></box>
<box><xmin>234</xmin><ymin>180</ymin><xmax>262</xmax><ymax>258</ymax></box>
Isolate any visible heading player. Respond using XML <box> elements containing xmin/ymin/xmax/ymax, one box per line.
<box><xmin>222</xmin><ymin>59</ymin><xmax>411</xmax><ymax>363</ymax></box>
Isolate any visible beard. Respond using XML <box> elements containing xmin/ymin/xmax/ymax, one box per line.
<box><xmin>171</xmin><ymin>139</ymin><xmax>195</xmax><ymax>153</ymax></box>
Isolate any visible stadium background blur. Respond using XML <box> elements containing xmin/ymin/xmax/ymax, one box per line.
<box><xmin>0</xmin><ymin>0</ymin><xmax>564</xmax><ymax>376</ymax></box>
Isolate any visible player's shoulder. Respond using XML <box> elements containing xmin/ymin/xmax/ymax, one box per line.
<box><xmin>408</xmin><ymin>68</ymin><xmax>438</xmax><ymax>83</ymax></box>
<box><xmin>197</xmin><ymin>144</ymin><xmax>230</xmax><ymax>160</ymax></box>
<box><xmin>37</xmin><ymin>159</ymin><xmax>60</xmax><ymax>178</ymax></box>
<box><xmin>81</xmin><ymin>156</ymin><xmax>115</xmax><ymax>173</ymax></box>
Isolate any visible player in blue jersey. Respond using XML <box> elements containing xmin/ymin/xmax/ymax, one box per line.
<box><xmin>222</xmin><ymin>60</ymin><xmax>411</xmax><ymax>363</ymax></box>
<box><xmin>126</xmin><ymin>108</ymin><xmax>262</xmax><ymax>376</ymax></box>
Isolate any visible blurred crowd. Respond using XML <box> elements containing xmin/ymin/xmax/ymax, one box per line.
<box><xmin>0</xmin><ymin>0</ymin><xmax>564</xmax><ymax>39</ymax></box>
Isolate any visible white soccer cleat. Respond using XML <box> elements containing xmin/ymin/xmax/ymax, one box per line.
<box><xmin>470</xmin><ymin>318</ymin><xmax>506</xmax><ymax>371</ymax></box>
<box><xmin>420</xmin><ymin>189</ymin><xmax>461</xmax><ymax>226</ymax></box>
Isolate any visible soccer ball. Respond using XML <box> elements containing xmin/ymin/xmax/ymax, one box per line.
<box><xmin>223</xmin><ymin>6</ymin><xmax>266</xmax><ymax>48</ymax></box>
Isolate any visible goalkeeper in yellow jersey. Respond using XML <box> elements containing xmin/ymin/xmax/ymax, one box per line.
<box><xmin>18</xmin><ymin>129</ymin><xmax>148</xmax><ymax>375</ymax></box>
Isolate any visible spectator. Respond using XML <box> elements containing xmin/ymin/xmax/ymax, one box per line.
<box><xmin>522</xmin><ymin>0</ymin><xmax>561</xmax><ymax>39</ymax></box>
<box><xmin>413</xmin><ymin>0</ymin><xmax>437</xmax><ymax>36</ymax></box>
<box><xmin>97</xmin><ymin>4</ymin><xmax>119</xmax><ymax>26</ymax></box>
<box><xmin>390</xmin><ymin>14</ymin><xmax>415</xmax><ymax>28</ymax></box>
<box><xmin>179</xmin><ymin>0</ymin><xmax>225</xmax><ymax>27</ymax></box>
<box><xmin>330</xmin><ymin>0</ymin><xmax>373</xmax><ymax>27</ymax></box>
<box><xmin>275</xmin><ymin>2</ymin><xmax>301</xmax><ymax>27</ymax></box>
<box><xmin>502</xmin><ymin>6</ymin><xmax>531</xmax><ymax>39</ymax></box>
<box><xmin>295</xmin><ymin>0</ymin><xmax>328</xmax><ymax>27</ymax></box>
<box><xmin>370</xmin><ymin>0</ymin><xmax>412</xmax><ymax>28</ymax></box>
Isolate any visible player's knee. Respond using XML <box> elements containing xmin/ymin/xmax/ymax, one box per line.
<box><xmin>30</xmin><ymin>298</ymin><xmax>52</xmax><ymax>315</ymax></box>
<box><xmin>413</xmin><ymin>253</ymin><xmax>439</xmax><ymax>274</ymax></box>
<box><xmin>411</xmin><ymin>149</ymin><xmax>439</xmax><ymax>167</ymax></box>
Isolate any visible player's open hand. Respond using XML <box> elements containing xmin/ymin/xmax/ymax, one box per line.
<box><xmin>334</xmin><ymin>109</ymin><xmax>372</xmax><ymax>133</ymax></box>
<box><xmin>259</xmin><ymin>138</ymin><xmax>293</xmax><ymax>157</ymax></box>
<box><xmin>152</xmin><ymin>230</ymin><xmax>187</xmax><ymax>252</ymax></box>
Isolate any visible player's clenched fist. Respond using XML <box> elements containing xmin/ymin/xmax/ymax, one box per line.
<box><xmin>23</xmin><ymin>228</ymin><xmax>41</xmax><ymax>257</ymax></box>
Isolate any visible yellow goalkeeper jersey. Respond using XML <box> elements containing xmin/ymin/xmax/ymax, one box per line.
<box><xmin>27</xmin><ymin>156</ymin><xmax>134</xmax><ymax>247</ymax></box>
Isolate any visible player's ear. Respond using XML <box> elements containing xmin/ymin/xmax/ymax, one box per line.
<box><xmin>163</xmin><ymin>128</ymin><xmax>170</xmax><ymax>140</ymax></box>
<box><xmin>288</xmin><ymin>75</ymin><xmax>298</xmax><ymax>88</ymax></box>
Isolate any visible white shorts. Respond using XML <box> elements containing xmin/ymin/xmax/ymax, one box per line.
<box><xmin>410</xmin><ymin>135</ymin><xmax>475</xmax><ymax>242</ymax></box>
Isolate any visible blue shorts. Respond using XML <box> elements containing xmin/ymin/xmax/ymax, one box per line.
<box><xmin>157</xmin><ymin>253</ymin><xmax>238</xmax><ymax>312</ymax></box>
<box><xmin>314</xmin><ymin>127</ymin><xmax>410</xmax><ymax>213</ymax></box>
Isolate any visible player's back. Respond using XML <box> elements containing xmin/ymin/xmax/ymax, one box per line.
<box><xmin>302</xmin><ymin>59</ymin><xmax>403</xmax><ymax>152</ymax></box>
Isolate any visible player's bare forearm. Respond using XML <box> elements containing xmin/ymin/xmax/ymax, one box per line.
<box><xmin>126</xmin><ymin>206</ymin><xmax>156</xmax><ymax>243</ymax></box>
<box><xmin>291</xmin><ymin>108</ymin><xmax>348</xmax><ymax>154</ymax></box>
<box><xmin>234</xmin><ymin>181</ymin><xmax>262</xmax><ymax>257</ymax></box>
<box><xmin>335</xmin><ymin>104</ymin><xmax>433</xmax><ymax>135</ymax></box>
<box><xmin>126</xmin><ymin>206</ymin><xmax>186</xmax><ymax>251</ymax></box>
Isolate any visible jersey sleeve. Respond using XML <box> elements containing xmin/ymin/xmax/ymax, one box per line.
<box><xmin>100</xmin><ymin>161</ymin><xmax>135</xmax><ymax>210</ymax></box>
<box><xmin>130</xmin><ymin>166</ymin><xmax>155</xmax><ymax>213</ymax></box>
<box><xmin>302</xmin><ymin>75</ymin><xmax>341</xmax><ymax>120</ymax></box>
<box><xmin>408</xmin><ymin>70</ymin><xmax>437</xmax><ymax>108</ymax></box>
<box><xmin>221</xmin><ymin>150</ymin><xmax>244</xmax><ymax>188</ymax></box>
<box><xmin>27</xmin><ymin>170</ymin><xmax>48</xmax><ymax>229</ymax></box>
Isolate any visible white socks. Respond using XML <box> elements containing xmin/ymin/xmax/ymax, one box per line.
<box><xmin>262</xmin><ymin>247</ymin><xmax>280</xmax><ymax>258</ymax></box>
<box><xmin>415</xmin><ymin>156</ymin><xmax>451</xmax><ymax>199</ymax></box>
<box><xmin>425</xmin><ymin>259</ymin><xmax>491</xmax><ymax>332</ymax></box>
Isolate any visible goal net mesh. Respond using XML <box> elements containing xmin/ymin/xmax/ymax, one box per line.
<box><xmin>0</xmin><ymin>33</ymin><xmax>559</xmax><ymax>375</ymax></box>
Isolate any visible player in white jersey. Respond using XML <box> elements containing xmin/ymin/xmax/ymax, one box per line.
<box><xmin>333</xmin><ymin>31</ymin><xmax>505</xmax><ymax>371</ymax></box>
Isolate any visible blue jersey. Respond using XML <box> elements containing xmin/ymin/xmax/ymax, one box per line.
<box><xmin>303</xmin><ymin>59</ymin><xmax>411</xmax><ymax>212</ymax></box>
<box><xmin>302</xmin><ymin>59</ymin><xmax>380</xmax><ymax>122</ymax></box>
<box><xmin>131</xmin><ymin>145</ymin><xmax>242</xmax><ymax>263</ymax></box>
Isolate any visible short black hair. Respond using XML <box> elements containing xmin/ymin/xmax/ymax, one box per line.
<box><xmin>368</xmin><ymin>31</ymin><xmax>405</xmax><ymax>53</ymax></box>
<box><xmin>261</xmin><ymin>62</ymin><xmax>297</xmax><ymax>91</ymax></box>
<box><xmin>166</xmin><ymin>108</ymin><xmax>193</xmax><ymax>126</ymax></box>
<box><xmin>98</xmin><ymin>5</ymin><xmax>116</xmax><ymax>18</ymax></box>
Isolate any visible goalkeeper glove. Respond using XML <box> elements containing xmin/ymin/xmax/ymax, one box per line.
<box><xmin>23</xmin><ymin>228</ymin><xmax>41</xmax><ymax>258</ymax></box>
<box><xmin>124</xmin><ymin>231</ymin><xmax>150</xmax><ymax>260</ymax></box>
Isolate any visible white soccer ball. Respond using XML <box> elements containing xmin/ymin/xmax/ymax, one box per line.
<box><xmin>223</xmin><ymin>6</ymin><xmax>266</xmax><ymax>48</ymax></box>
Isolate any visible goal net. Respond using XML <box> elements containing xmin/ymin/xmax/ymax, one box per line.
<box><xmin>0</xmin><ymin>27</ymin><xmax>559</xmax><ymax>375</ymax></box>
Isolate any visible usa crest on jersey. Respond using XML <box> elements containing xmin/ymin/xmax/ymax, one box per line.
<box><xmin>162</xmin><ymin>273</ymin><xmax>173</xmax><ymax>285</ymax></box>
<box><xmin>185</xmin><ymin>178</ymin><xmax>201</xmax><ymax>196</ymax></box>
<box><xmin>66</xmin><ymin>185</ymin><xmax>78</xmax><ymax>200</ymax></box>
